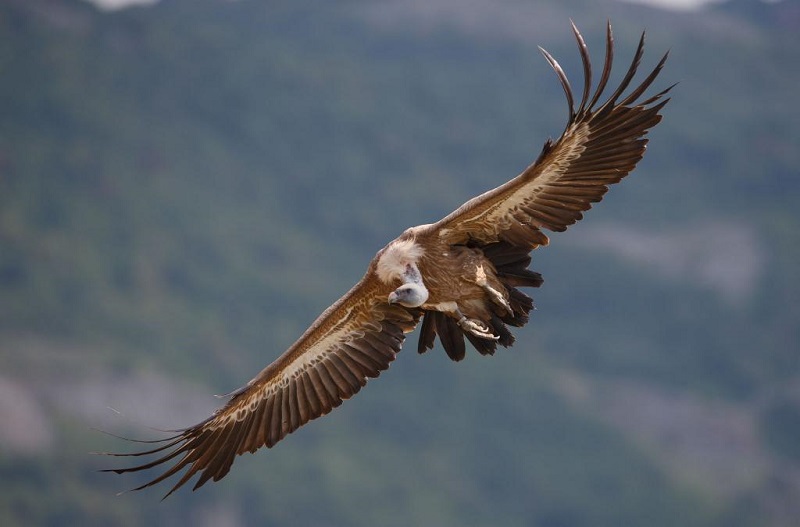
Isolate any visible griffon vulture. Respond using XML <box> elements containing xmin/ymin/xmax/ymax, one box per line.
<box><xmin>104</xmin><ymin>21</ymin><xmax>672</xmax><ymax>497</ymax></box>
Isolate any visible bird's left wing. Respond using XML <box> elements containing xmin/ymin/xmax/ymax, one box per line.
<box><xmin>103</xmin><ymin>272</ymin><xmax>420</xmax><ymax>498</ymax></box>
<box><xmin>430</xmin><ymin>22</ymin><xmax>672</xmax><ymax>249</ymax></box>
<box><xmin>411</xmin><ymin>22</ymin><xmax>671</xmax><ymax>361</ymax></box>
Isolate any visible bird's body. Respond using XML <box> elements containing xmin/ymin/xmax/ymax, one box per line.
<box><xmin>105</xmin><ymin>22</ymin><xmax>673</xmax><ymax>497</ymax></box>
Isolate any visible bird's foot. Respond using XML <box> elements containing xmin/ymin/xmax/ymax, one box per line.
<box><xmin>457</xmin><ymin>316</ymin><xmax>499</xmax><ymax>340</ymax></box>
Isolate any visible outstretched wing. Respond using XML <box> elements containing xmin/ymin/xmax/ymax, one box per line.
<box><xmin>103</xmin><ymin>273</ymin><xmax>420</xmax><ymax>498</ymax></box>
<box><xmin>414</xmin><ymin>22</ymin><xmax>671</xmax><ymax>361</ymax></box>
<box><xmin>432</xmin><ymin>21</ymin><xmax>672</xmax><ymax>249</ymax></box>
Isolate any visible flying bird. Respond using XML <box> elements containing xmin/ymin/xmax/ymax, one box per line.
<box><xmin>105</xmin><ymin>21</ymin><xmax>672</xmax><ymax>497</ymax></box>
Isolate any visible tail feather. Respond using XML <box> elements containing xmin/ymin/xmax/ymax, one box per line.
<box><xmin>465</xmin><ymin>330</ymin><xmax>497</xmax><ymax>356</ymax></box>
<box><xmin>498</xmin><ymin>268</ymin><xmax>543</xmax><ymax>288</ymax></box>
<box><xmin>438</xmin><ymin>313</ymin><xmax>466</xmax><ymax>361</ymax></box>
<box><xmin>417</xmin><ymin>311</ymin><xmax>438</xmax><ymax>355</ymax></box>
<box><xmin>418</xmin><ymin>311</ymin><xmax>468</xmax><ymax>361</ymax></box>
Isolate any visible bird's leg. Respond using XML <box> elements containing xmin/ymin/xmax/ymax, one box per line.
<box><xmin>453</xmin><ymin>307</ymin><xmax>498</xmax><ymax>341</ymax></box>
<box><xmin>482</xmin><ymin>283</ymin><xmax>512</xmax><ymax>314</ymax></box>
<box><xmin>474</xmin><ymin>263</ymin><xmax>512</xmax><ymax>315</ymax></box>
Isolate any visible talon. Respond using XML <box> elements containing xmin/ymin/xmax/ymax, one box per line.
<box><xmin>457</xmin><ymin>316</ymin><xmax>499</xmax><ymax>340</ymax></box>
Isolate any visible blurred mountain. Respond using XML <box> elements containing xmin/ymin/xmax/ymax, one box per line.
<box><xmin>1</xmin><ymin>0</ymin><xmax>798</xmax><ymax>525</ymax></box>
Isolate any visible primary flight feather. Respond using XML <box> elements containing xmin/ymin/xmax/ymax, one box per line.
<box><xmin>104</xmin><ymin>21</ymin><xmax>672</xmax><ymax>497</ymax></box>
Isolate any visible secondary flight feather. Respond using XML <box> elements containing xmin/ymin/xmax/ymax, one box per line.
<box><xmin>104</xmin><ymin>21</ymin><xmax>672</xmax><ymax>497</ymax></box>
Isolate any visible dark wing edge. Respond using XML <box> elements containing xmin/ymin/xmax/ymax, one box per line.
<box><xmin>100</xmin><ymin>284</ymin><xmax>421</xmax><ymax>498</ymax></box>
<box><xmin>433</xmin><ymin>20</ymin><xmax>674</xmax><ymax>249</ymax></box>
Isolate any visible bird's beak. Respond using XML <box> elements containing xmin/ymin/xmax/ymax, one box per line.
<box><xmin>387</xmin><ymin>291</ymin><xmax>398</xmax><ymax>304</ymax></box>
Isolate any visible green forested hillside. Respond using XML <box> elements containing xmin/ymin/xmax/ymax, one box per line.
<box><xmin>1</xmin><ymin>0</ymin><xmax>798</xmax><ymax>525</ymax></box>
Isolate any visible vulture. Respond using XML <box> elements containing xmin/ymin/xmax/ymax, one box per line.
<box><xmin>104</xmin><ymin>21</ymin><xmax>672</xmax><ymax>497</ymax></box>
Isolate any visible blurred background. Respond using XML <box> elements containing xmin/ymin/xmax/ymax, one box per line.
<box><xmin>1</xmin><ymin>0</ymin><xmax>798</xmax><ymax>525</ymax></box>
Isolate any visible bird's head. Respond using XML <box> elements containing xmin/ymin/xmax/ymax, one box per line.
<box><xmin>387</xmin><ymin>282</ymin><xmax>429</xmax><ymax>308</ymax></box>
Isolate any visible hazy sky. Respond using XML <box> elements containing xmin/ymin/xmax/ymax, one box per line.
<box><xmin>620</xmin><ymin>0</ymin><xmax>725</xmax><ymax>8</ymax></box>
<box><xmin>84</xmin><ymin>0</ymin><xmax>158</xmax><ymax>9</ymax></box>
<box><xmin>82</xmin><ymin>0</ymin><xmax>735</xmax><ymax>12</ymax></box>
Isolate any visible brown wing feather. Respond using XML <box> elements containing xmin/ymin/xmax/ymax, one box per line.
<box><xmin>431</xmin><ymin>21</ymin><xmax>672</xmax><ymax>249</ymax></box>
<box><xmin>103</xmin><ymin>273</ymin><xmax>420</xmax><ymax>498</ymax></box>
